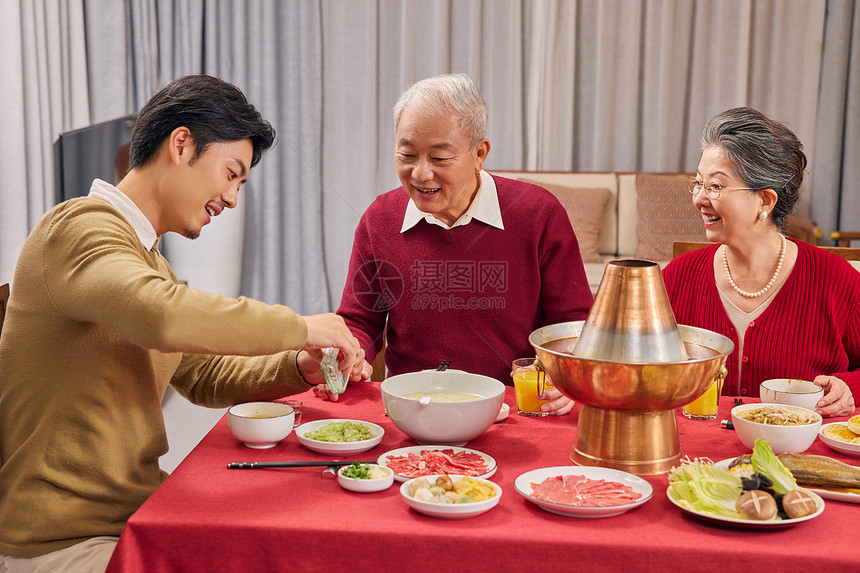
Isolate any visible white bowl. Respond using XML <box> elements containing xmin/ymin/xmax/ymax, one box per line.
<box><xmin>296</xmin><ymin>419</ymin><xmax>384</xmax><ymax>456</ymax></box>
<box><xmin>731</xmin><ymin>403</ymin><xmax>821</xmax><ymax>454</ymax></box>
<box><xmin>381</xmin><ymin>370</ymin><xmax>505</xmax><ymax>445</ymax></box>
<box><xmin>400</xmin><ymin>474</ymin><xmax>502</xmax><ymax>519</ymax></box>
<box><xmin>227</xmin><ymin>402</ymin><xmax>295</xmax><ymax>449</ymax></box>
<box><xmin>760</xmin><ymin>379</ymin><xmax>824</xmax><ymax>411</ymax></box>
<box><xmin>337</xmin><ymin>463</ymin><xmax>395</xmax><ymax>492</ymax></box>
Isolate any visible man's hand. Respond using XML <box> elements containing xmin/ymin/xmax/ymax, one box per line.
<box><xmin>301</xmin><ymin>313</ymin><xmax>362</xmax><ymax>381</ymax></box>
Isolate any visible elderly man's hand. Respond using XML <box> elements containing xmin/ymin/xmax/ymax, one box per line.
<box><xmin>813</xmin><ymin>375</ymin><xmax>856</xmax><ymax>417</ymax></box>
<box><xmin>539</xmin><ymin>386</ymin><xmax>575</xmax><ymax>416</ymax></box>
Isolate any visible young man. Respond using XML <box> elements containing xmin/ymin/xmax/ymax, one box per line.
<box><xmin>0</xmin><ymin>74</ymin><xmax>369</xmax><ymax>572</ymax></box>
<box><xmin>336</xmin><ymin>73</ymin><xmax>592</xmax><ymax>414</ymax></box>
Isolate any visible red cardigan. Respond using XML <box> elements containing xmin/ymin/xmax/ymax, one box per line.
<box><xmin>662</xmin><ymin>239</ymin><xmax>860</xmax><ymax>398</ymax></box>
<box><xmin>338</xmin><ymin>175</ymin><xmax>593</xmax><ymax>383</ymax></box>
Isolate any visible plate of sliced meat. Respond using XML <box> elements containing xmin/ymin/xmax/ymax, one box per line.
<box><xmin>378</xmin><ymin>446</ymin><xmax>497</xmax><ymax>483</ymax></box>
<box><xmin>514</xmin><ymin>466</ymin><xmax>653</xmax><ymax>518</ymax></box>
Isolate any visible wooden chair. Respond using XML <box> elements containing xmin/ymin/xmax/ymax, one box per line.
<box><xmin>369</xmin><ymin>329</ymin><xmax>387</xmax><ymax>382</ymax></box>
<box><xmin>785</xmin><ymin>214</ymin><xmax>823</xmax><ymax>245</ymax></box>
<box><xmin>0</xmin><ymin>283</ymin><xmax>9</xmax><ymax>339</ymax></box>
<box><xmin>830</xmin><ymin>231</ymin><xmax>860</xmax><ymax>248</ymax></box>
<box><xmin>672</xmin><ymin>241</ymin><xmax>712</xmax><ymax>259</ymax></box>
<box><xmin>672</xmin><ymin>241</ymin><xmax>860</xmax><ymax>261</ymax></box>
<box><xmin>370</xmin><ymin>347</ymin><xmax>386</xmax><ymax>382</ymax></box>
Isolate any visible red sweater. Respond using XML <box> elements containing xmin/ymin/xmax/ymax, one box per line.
<box><xmin>338</xmin><ymin>175</ymin><xmax>593</xmax><ymax>383</ymax></box>
<box><xmin>663</xmin><ymin>239</ymin><xmax>860</xmax><ymax>398</ymax></box>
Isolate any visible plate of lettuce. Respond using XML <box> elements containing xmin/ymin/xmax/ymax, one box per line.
<box><xmin>667</xmin><ymin>439</ymin><xmax>824</xmax><ymax>528</ymax></box>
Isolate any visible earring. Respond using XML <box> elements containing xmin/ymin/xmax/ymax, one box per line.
<box><xmin>759</xmin><ymin>210</ymin><xmax>768</xmax><ymax>221</ymax></box>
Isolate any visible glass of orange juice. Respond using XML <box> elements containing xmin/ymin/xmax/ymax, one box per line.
<box><xmin>682</xmin><ymin>375</ymin><xmax>726</xmax><ymax>420</ymax></box>
<box><xmin>512</xmin><ymin>358</ymin><xmax>552</xmax><ymax>417</ymax></box>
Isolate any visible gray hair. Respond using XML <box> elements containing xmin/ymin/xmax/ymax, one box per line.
<box><xmin>700</xmin><ymin>107</ymin><xmax>806</xmax><ymax>229</ymax></box>
<box><xmin>393</xmin><ymin>73</ymin><xmax>487</xmax><ymax>149</ymax></box>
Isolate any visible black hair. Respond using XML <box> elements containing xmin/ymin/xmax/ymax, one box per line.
<box><xmin>128</xmin><ymin>74</ymin><xmax>276</xmax><ymax>169</ymax></box>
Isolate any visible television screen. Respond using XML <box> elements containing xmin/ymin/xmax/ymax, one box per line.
<box><xmin>53</xmin><ymin>115</ymin><xmax>135</xmax><ymax>204</ymax></box>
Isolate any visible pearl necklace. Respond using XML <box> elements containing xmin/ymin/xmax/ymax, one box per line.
<box><xmin>723</xmin><ymin>234</ymin><xmax>786</xmax><ymax>298</ymax></box>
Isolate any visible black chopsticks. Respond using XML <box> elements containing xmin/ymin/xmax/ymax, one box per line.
<box><xmin>227</xmin><ymin>460</ymin><xmax>377</xmax><ymax>469</ymax></box>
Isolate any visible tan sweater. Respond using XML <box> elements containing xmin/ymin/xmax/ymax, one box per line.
<box><xmin>0</xmin><ymin>197</ymin><xmax>311</xmax><ymax>557</ymax></box>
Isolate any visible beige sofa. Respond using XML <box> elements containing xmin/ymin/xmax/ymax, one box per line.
<box><xmin>494</xmin><ymin>171</ymin><xmax>703</xmax><ymax>292</ymax></box>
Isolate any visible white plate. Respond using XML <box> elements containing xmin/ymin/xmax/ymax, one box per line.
<box><xmin>513</xmin><ymin>466</ymin><xmax>653</xmax><ymax>518</ymax></box>
<box><xmin>295</xmin><ymin>419</ymin><xmax>384</xmax><ymax>456</ymax></box>
<box><xmin>400</xmin><ymin>474</ymin><xmax>502</xmax><ymax>519</ymax></box>
<box><xmin>716</xmin><ymin>456</ymin><xmax>860</xmax><ymax>505</ymax></box>
<box><xmin>377</xmin><ymin>446</ymin><xmax>497</xmax><ymax>483</ymax></box>
<box><xmin>819</xmin><ymin>422</ymin><xmax>860</xmax><ymax>457</ymax></box>
<box><xmin>667</xmin><ymin>485</ymin><xmax>824</xmax><ymax>528</ymax></box>
<box><xmin>494</xmin><ymin>403</ymin><xmax>510</xmax><ymax>423</ymax></box>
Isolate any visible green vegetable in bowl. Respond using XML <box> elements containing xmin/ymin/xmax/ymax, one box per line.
<box><xmin>340</xmin><ymin>463</ymin><xmax>388</xmax><ymax>480</ymax></box>
<box><xmin>341</xmin><ymin>463</ymin><xmax>372</xmax><ymax>479</ymax></box>
<box><xmin>304</xmin><ymin>421</ymin><xmax>376</xmax><ymax>442</ymax></box>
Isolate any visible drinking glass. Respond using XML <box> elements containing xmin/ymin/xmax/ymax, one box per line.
<box><xmin>512</xmin><ymin>358</ymin><xmax>552</xmax><ymax>417</ymax></box>
<box><xmin>682</xmin><ymin>376</ymin><xmax>725</xmax><ymax>420</ymax></box>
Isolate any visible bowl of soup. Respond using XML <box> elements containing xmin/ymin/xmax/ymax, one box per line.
<box><xmin>730</xmin><ymin>403</ymin><xmax>821</xmax><ymax>454</ymax></box>
<box><xmin>227</xmin><ymin>401</ymin><xmax>295</xmax><ymax>449</ymax></box>
<box><xmin>381</xmin><ymin>370</ymin><xmax>505</xmax><ymax>445</ymax></box>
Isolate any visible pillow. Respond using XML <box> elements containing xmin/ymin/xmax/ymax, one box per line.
<box><xmin>634</xmin><ymin>173</ymin><xmax>707</xmax><ymax>261</ymax></box>
<box><xmin>520</xmin><ymin>180</ymin><xmax>611</xmax><ymax>263</ymax></box>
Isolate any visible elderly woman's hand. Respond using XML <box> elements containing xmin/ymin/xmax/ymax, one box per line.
<box><xmin>813</xmin><ymin>375</ymin><xmax>856</xmax><ymax>417</ymax></box>
<box><xmin>539</xmin><ymin>386</ymin><xmax>575</xmax><ymax>416</ymax></box>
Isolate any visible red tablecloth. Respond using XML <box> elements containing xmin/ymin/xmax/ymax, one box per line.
<box><xmin>107</xmin><ymin>384</ymin><xmax>858</xmax><ymax>572</ymax></box>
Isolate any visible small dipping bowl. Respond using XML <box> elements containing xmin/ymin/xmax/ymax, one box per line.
<box><xmin>760</xmin><ymin>379</ymin><xmax>824</xmax><ymax>411</ymax></box>
<box><xmin>227</xmin><ymin>402</ymin><xmax>295</xmax><ymax>449</ymax></box>
<box><xmin>337</xmin><ymin>464</ymin><xmax>395</xmax><ymax>493</ymax></box>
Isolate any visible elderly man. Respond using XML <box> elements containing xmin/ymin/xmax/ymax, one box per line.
<box><xmin>0</xmin><ymin>74</ymin><xmax>369</xmax><ymax>572</ymax></box>
<box><xmin>336</xmin><ymin>73</ymin><xmax>592</xmax><ymax>414</ymax></box>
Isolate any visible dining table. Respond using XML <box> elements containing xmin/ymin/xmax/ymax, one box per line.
<box><xmin>106</xmin><ymin>382</ymin><xmax>858</xmax><ymax>572</ymax></box>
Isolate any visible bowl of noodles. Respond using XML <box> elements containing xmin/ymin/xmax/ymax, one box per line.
<box><xmin>381</xmin><ymin>370</ymin><xmax>505</xmax><ymax>446</ymax></box>
<box><xmin>731</xmin><ymin>403</ymin><xmax>821</xmax><ymax>454</ymax></box>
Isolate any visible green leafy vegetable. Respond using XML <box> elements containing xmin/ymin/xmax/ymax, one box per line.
<box><xmin>751</xmin><ymin>438</ymin><xmax>798</xmax><ymax>495</ymax></box>
<box><xmin>303</xmin><ymin>421</ymin><xmax>376</xmax><ymax>442</ymax></box>
<box><xmin>668</xmin><ymin>459</ymin><xmax>744</xmax><ymax>519</ymax></box>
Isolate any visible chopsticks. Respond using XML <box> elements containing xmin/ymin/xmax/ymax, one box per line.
<box><xmin>227</xmin><ymin>460</ymin><xmax>377</xmax><ymax>469</ymax></box>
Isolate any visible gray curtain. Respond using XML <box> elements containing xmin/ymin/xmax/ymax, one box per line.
<box><xmin>812</xmin><ymin>0</ymin><xmax>860</xmax><ymax>236</ymax></box>
<box><xmin>1</xmin><ymin>0</ymin><xmax>858</xmax><ymax>316</ymax></box>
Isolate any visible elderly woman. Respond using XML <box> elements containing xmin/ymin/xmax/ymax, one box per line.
<box><xmin>663</xmin><ymin>107</ymin><xmax>859</xmax><ymax>417</ymax></box>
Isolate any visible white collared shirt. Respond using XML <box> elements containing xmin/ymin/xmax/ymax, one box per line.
<box><xmin>88</xmin><ymin>179</ymin><xmax>159</xmax><ymax>251</ymax></box>
<box><xmin>400</xmin><ymin>170</ymin><xmax>505</xmax><ymax>233</ymax></box>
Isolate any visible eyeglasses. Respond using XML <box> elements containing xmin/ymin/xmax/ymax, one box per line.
<box><xmin>686</xmin><ymin>178</ymin><xmax>759</xmax><ymax>199</ymax></box>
